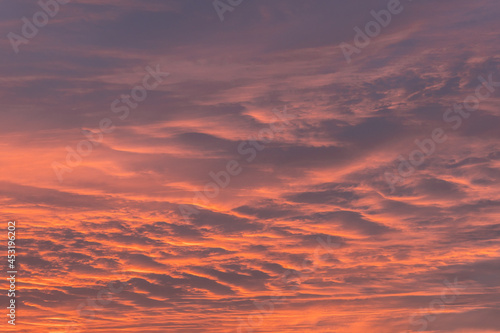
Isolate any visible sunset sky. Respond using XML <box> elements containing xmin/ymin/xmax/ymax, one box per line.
<box><xmin>1</xmin><ymin>0</ymin><xmax>500</xmax><ymax>332</ymax></box>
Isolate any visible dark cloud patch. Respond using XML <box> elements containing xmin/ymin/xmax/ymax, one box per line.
<box><xmin>320</xmin><ymin>116</ymin><xmax>409</xmax><ymax>150</ymax></box>
<box><xmin>234</xmin><ymin>199</ymin><xmax>297</xmax><ymax>219</ymax></box>
<box><xmin>285</xmin><ymin>183</ymin><xmax>360</xmax><ymax>206</ymax></box>
<box><xmin>0</xmin><ymin>181</ymin><xmax>115</xmax><ymax>210</ymax></box>
<box><xmin>188</xmin><ymin>209</ymin><xmax>263</xmax><ymax>233</ymax></box>
<box><xmin>129</xmin><ymin>277</ymin><xmax>184</xmax><ymax>298</ymax></box>
<box><xmin>429</xmin><ymin>308</ymin><xmax>500</xmax><ymax>331</ymax></box>
<box><xmin>181</xmin><ymin>273</ymin><xmax>236</xmax><ymax>296</ymax></box>
<box><xmin>460</xmin><ymin>113</ymin><xmax>500</xmax><ymax>139</ymax></box>
<box><xmin>303</xmin><ymin>211</ymin><xmax>394</xmax><ymax>236</ymax></box>
<box><xmin>298</xmin><ymin>233</ymin><xmax>345</xmax><ymax>251</ymax></box>
<box><xmin>19</xmin><ymin>255</ymin><xmax>55</xmax><ymax>270</ymax></box>
<box><xmin>261</xmin><ymin>262</ymin><xmax>287</xmax><ymax>275</ymax></box>
<box><xmin>172</xmin><ymin>132</ymin><xmax>236</xmax><ymax>154</ymax></box>
<box><xmin>415</xmin><ymin>177</ymin><xmax>466</xmax><ymax>199</ymax></box>
<box><xmin>191</xmin><ymin>266</ymin><xmax>271</xmax><ymax>291</ymax></box>
<box><xmin>438</xmin><ymin>258</ymin><xmax>500</xmax><ymax>288</ymax></box>
<box><xmin>121</xmin><ymin>253</ymin><xmax>167</xmax><ymax>270</ymax></box>
<box><xmin>445</xmin><ymin>156</ymin><xmax>489</xmax><ymax>168</ymax></box>
<box><xmin>450</xmin><ymin>199</ymin><xmax>500</xmax><ymax>215</ymax></box>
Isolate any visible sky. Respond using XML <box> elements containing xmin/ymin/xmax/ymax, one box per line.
<box><xmin>1</xmin><ymin>0</ymin><xmax>500</xmax><ymax>332</ymax></box>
